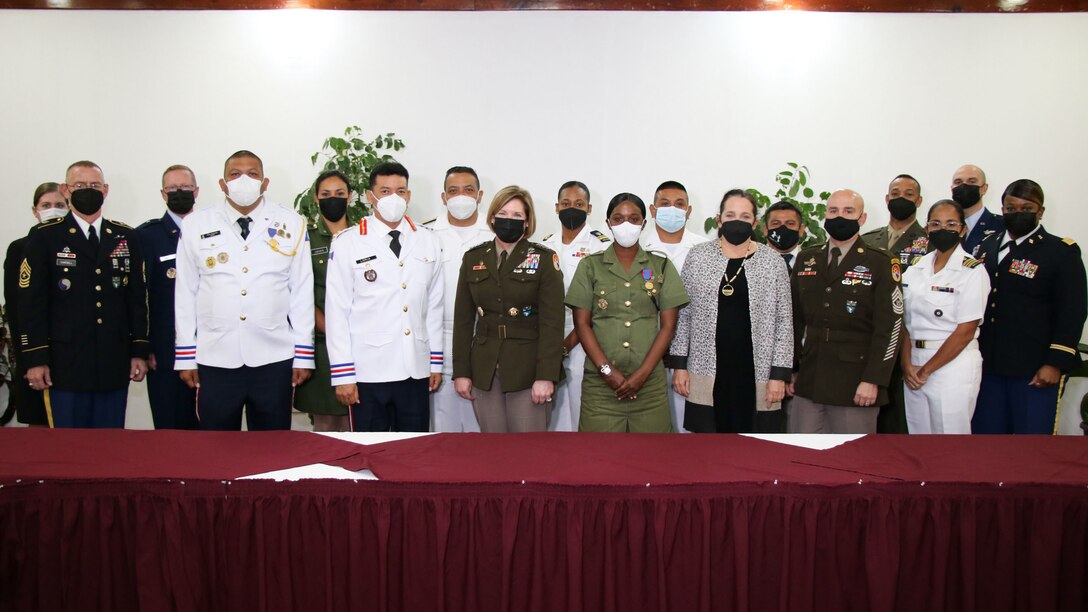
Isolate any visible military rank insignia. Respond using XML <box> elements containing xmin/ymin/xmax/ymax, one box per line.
<box><xmin>18</xmin><ymin>259</ymin><xmax>31</xmax><ymax>288</ymax></box>
<box><xmin>1009</xmin><ymin>258</ymin><xmax>1038</xmax><ymax>279</ymax></box>
<box><xmin>590</xmin><ymin>230</ymin><xmax>610</xmax><ymax>243</ymax></box>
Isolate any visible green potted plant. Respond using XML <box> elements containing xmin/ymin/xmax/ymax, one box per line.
<box><xmin>705</xmin><ymin>162</ymin><xmax>829</xmax><ymax>249</ymax></box>
<box><xmin>293</xmin><ymin>126</ymin><xmax>405</xmax><ymax>225</ymax></box>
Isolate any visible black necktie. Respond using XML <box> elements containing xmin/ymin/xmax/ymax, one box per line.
<box><xmin>389</xmin><ymin>230</ymin><xmax>402</xmax><ymax>258</ymax></box>
<box><xmin>782</xmin><ymin>253</ymin><xmax>793</xmax><ymax>269</ymax></box>
<box><xmin>499</xmin><ymin>250</ymin><xmax>508</xmax><ymax>269</ymax></box>
<box><xmin>88</xmin><ymin>225</ymin><xmax>99</xmax><ymax>252</ymax></box>
<box><xmin>238</xmin><ymin>217</ymin><xmax>252</xmax><ymax>240</ymax></box>
<box><xmin>829</xmin><ymin>246</ymin><xmax>841</xmax><ymax>274</ymax></box>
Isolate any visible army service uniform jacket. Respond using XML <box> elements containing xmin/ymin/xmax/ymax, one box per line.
<box><xmin>975</xmin><ymin>226</ymin><xmax>1087</xmax><ymax>376</ymax></box>
<box><xmin>452</xmin><ymin>239</ymin><xmax>565</xmax><ymax>392</ymax></box>
<box><xmin>17</xmin><ymin>213</ymin><xmax>150</xmax><ymax>392</ymax></box>
<box><xmin>861</xmin><ymin>220</ymin><xmax>929</xmax><ymax>269</ymax></box>
<box><xmin>324</xmin><ymin>216</ymin><xmax>444</xmax><ymax>384</ymax></box>
<box><xmin>791</xmin><ymin>241</ymin><xmax>903</xmax><ymax>407</ymax></box>
<box><xmin>174</xmin><ymin>200</ymin><xmax>315</xmax><ymax>370</ymax></box>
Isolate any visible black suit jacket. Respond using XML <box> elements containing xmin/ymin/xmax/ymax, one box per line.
<box><xmin>17</xmin><ymin>213</ymin><xmax>150</xmax><ymax>392</ymax></box>
<box><xmin>976</xmin><ymin>226</ymin><xmax>1086</xmax><ymax>376</ymax></box>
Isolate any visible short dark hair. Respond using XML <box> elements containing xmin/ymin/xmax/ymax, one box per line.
<box><xmin>33</xmin><ymin>182</ymin><xmax>62</xmax><ymax>207</ymax></box>
<box><xmin>314</xmin><ymin>169</ymin><xmax>353</xmax><ymax>193</ymax></box>
<box><xmin>444</xmin><ymin>166</ymin><xmax>479</xmax><ymax>189</ymax></box>
<box><xmin>606</xmin><ymin>192</ymin><xmax>646</xmax><ymax>219</ymax></box>
<box><xmin>719</xmin><ymin>189</ymin><xmax>758</xmax><ymax>216</ymax></box>
<box><xmin>763</xmin><ymin>200</ymin><xmax>803</xmax><ymax>224</ymax></box>
<box><xmin>558</xmin><ymin>180</ymin><xmax>590</xmax><ymax>203</ymax></box>
<box><xmin>1001</xmin><ymin>179</ymin><xmax>1044</xmax><ymax>207</ymax></box>
<box><xmin>927</xmin><ymin>199</ymin><xmax>965</xmax><ymax>224</ymax></box>
<box><xmin>223</xmin><ymin>150</ymin><xmax>262</xmax><ymax>175</ymax></box>
<box><xmin>66</xmin><ymin>160</ymin><xmax>103</xmax><ymax>181</ymax></box>
<box><xmin>654</xmin><ymin>180</ymin><xmax>687</xmax><ymax>198</ymax></box>
<box><xmin>162</xmin><ymin>164</ymin><xmax>197</xmax><ymax>188</ymax></box>
<box><xmin>369</xmin><ymin>161</ymin><xmax>409</xmax><ymax>188</ymax></box>
<box><xmin>891</xmin><ymin>173</ymin><xmax>921</xmax><ymax>194</ymax></box>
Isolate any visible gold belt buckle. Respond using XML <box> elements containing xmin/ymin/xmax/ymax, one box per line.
<box><xmin>498</xmin><ymin>325</ymin><xmax>507</xmax><ymax>339</ymax></box>
<box><xmin>914</xmin><ymin>340</ymin><xmax>926</xmax><ymax>349</ymax></box>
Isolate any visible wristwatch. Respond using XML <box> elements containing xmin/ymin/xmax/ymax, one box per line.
<box><xmin>599</xmin><ymin>363</ymin><xmax>613</xmax><ymax>377</ymax></box>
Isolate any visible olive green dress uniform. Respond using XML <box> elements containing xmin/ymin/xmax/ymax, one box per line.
<box><xmin>452</xmin><ymin>239</ymin><xmax>565</xmax><ymax>393</ymax></box>
<box><xmin>293</xmin><ymin>220</ymin><xmax>346</xmax><ymax>416</ymax></box>
<box><xmin>565</xmin><ymin>246</ymin><xmax>688</xmax><ymax>433</ymax></box>
<box><xmin>791</xmin><ymin>242</ymin><xmax>903</xmax><ymax>410</ymax></box>
<box><xmin>861</xmin><ymin>222</ymin><xmax>927</xmax><ymax>434</ymax></box>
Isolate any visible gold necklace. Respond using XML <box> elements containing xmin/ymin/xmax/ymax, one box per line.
<box><xmin>720</xmin><ymin>241</ymin><xmax>752</xmax><ymax>297</ymax></box>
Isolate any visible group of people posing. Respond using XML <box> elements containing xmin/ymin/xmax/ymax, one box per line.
<box><xmin>5</xmin><ymin>154</ymin><xmax>1085</xmax><ymax>436</ymax></box>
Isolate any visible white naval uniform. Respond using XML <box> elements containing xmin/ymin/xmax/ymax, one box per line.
<box><xmin>901</xmin><ymin>245</ymin><xmax>990</xmax><ymax>434</ymax></box>
<box><xmin>641</xmin><ymin>228</ymin><xmax>709</xmax><ymax>433</ymax></box>
<box><xmin>324</xmin><ymin>216</ymin><xmax>444</xmax><ymax>385</ymax></box>
<box><xmin>174</xmin><ymin>199</ymin><xmax>315</xmax><ymax>370</ymax></box>
<box><xmin>423</xmin><ymin>214</ymin><xmax>492</xmax><ymax>432</ymax></box>
<box><xmin>542</xmin><ymin>223</ymin><xmax>612</xmax><ymax>431</ymax></box>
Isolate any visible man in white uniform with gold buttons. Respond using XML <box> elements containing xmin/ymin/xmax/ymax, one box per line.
<box><xmin>174</xmin><ymin>150</ymin><xmax>315</xmax><ymax>430</ymax></box>
<box><xmin>542</xmin><ymin>180</ymin><xmax>611</xmax><ymax>431</ymax></box>
<box><xmin>422</xmin><ymin>166</ymin><xmax>492</xmax><ymax>432</ymax></box>
<box><xmin>326</xmin><ymin>162</ymin><xmax>444</xmax><ymax>432</ymax></box>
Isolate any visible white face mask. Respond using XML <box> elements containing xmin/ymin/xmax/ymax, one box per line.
<box><xmin>37</xmin><ymin>207</ymin><xmax>68</xmax><ymax>223</ymax></box>
<box><xmin>610</xmin><ymin>221</ymin><xmax>643</xmax><ymax>248</ymax></box>
<box><xmin>375</xmin><ymin>193</ymin><xmax>408</xmax><ymax>224</ymax></box>
<box><xmin>225</xmin><ymin>175</ymin><xmax>263</xmax><ymax>207</ymax></box>
<box><xmin>445</xmin><ymin>194</ymin><xmax>478</xmax><ymax>221</ymax></box>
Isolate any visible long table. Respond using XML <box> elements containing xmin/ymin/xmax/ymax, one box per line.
<box><xmin>1</xmin><ymin>430</ymin><xmax>1086</xmax><ymax>612</ymax></box>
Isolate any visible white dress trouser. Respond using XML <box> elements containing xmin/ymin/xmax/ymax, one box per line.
<box><xmin>904</xmin><ymin>341</ymin><xmax>982</xmax><ymax>434</ymax></box>
<box><xmin>551</xmin><ymin>344</ymin><xmax>587</xmax><ymax>432</ymax></box>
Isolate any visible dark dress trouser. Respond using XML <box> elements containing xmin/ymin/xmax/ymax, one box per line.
<box><xmin>197</xmin><ymin>359</ymin><xmax>293</xmax><ymax>431</ymax></box>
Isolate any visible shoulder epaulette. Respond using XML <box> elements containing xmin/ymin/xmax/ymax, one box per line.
<box><xmin>861</xmin><ymin>228</ymin><xmax>882</xmax><ymax>236</ymax></box>
<box><xmin>589</xmin><ymin>229</ymin><xmax>611</xmax><ymax>243</ymax></box>
<box><xmin>527</xmin><ymin>241</ymin><xmax>554</xmax><ymax>253</ymax></box>
<box><xmin>542</xmin><ymin>233</ymin><xmax>554</xmax><ymax>242</ymax></box>
<box><xmin>37</xmin><ymin>217</ymin><xmax>64</xmax><ymax>228</ymax></box>
<box><xmin>910</xmin><ymin>255</ymin><xmax>924</xmax><ymax>266</ymax></box>
<box><xmin>1062</xmin><ymin>237</ymin><xmax>1077</xmax><ymax>246</ymax></box>
<box><xmin>420</xmin><ymin>217</ymin><xmax>437</xmax><ymax>226</ymax></box>
<box><xmin>962</xmin><ymin>256</ymin><xmax>981</xmax><ymax>268</ymax></box>
<box><xmin>467</xmin><ymin>240</ymin><xmax>493</xmax><ymax>251</ymax></box>
<box><xmin>106</xmin><ymin>218</ymin><xmax>133</xmax><ymax>230</ymax></box>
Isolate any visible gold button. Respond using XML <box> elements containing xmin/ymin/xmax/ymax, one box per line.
<box><xmin>991</xmin><ymin>303</ymin><xmax>995</xmax><ymax>308</ymax></box>
<box><xmin>623</xmin><ymin>341</ymin><xmax>630</xmax><ymax>348</ymax></box>
<box><xmin>96</xmin><ymin>318</ymin><xmax>103</xmax><ymax>324</ymax></box>
<box><xmin>95</xmin><ymin>285</ymin><xmax>102</xmax><ymax>292</ymax></box>
<box><xmin>399</xmin><ymin>261</ymin><xmax>404</xmax><ymax>267</ymax></box>
<box><xmin>402</xmin><ymin>306</ymin><xmax>408</xmax><ymax>312</ymax></box>
<box><xmin>240</xmin><ymin>314</ymin><xmax>247</xmax><ymax>321</ymax></box>
<box><xmin>825</xmin><ymin>287</ymin><xmax>832</xmax><ymax>293</ymax></box>
<box><xmin>624</xmin><ymin>321</ymin><xmax>631</xmax><ymax>327</ymax></box>
<box><xmin>241</xmin><ymin>290</ymin><xmax>248</xmax><ymax>296</ymax></box>
<box><xmin>624</xmin><ymin>282</ymin><xmax>631</xmax><ymax>287</ymax></box>
<box><xmin>96</xmin><ymin>302</ymin><xmax>102</xmax><ymax>308</ymax></box>
<box><xmin>242</xmin><ymin>267</ymin><xmax>249</xmax><ymax>273</ymax></box>
<box><xmin>401</xmin><ymin>283</ymin><xmax>407</xmax><ymax>289</ymax></box>
<box><xmin>624</xmin><ymin>301</ymin><xmax>631</xmax><ymax>307</ymax></box>
<box><xmin>95</xmin><ymin>269</ymin><xmax>101</xmax><ymax>275</ymax></box>
<box><xmin>319</xmin><ymin>259</ymin><xmax>324</xmax><ymax>264</ymax></box>
<box><xmin>600</xmin><ymin>290</ymin><xmax>605</xmax><ymax>296</ymax></box>
<box><xmin>823</xmin><ymin>302</ymin><xmax>829</xmax><ymax>307</ymax></box>
<box><xmin>404</xmin><ymin>329</ymin><xmax>411</xmax><ymax>335</ymax></box>
<box><xmin>243</xmin><ymin>245</ymin><xmax>249</xmax><ymax>251</ymax></box>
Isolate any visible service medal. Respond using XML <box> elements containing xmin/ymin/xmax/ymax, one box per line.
<box><xmin>205</xmin><ymin>257</ymin><xmax>215</xmax><ymax>269</ymax></box>
<box><xmin>364</xmin><ymin>270</ymin><xmax>377</xmax><ymax>282</ymax></box>
<box><xmin>217</xmin><ymin>252</ymin><xmax>229</xmax><ymax>264</ymax></box>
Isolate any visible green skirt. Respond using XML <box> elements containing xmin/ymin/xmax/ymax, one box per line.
<box><xmin>578</xmin><ymin>368</ymin><xmax>673</xmax><ymax>433</ymax></box>
<box><xmin>293</xmin><ymin>336</ymin><xmax>347</xmax><ymax>416</ymax></box>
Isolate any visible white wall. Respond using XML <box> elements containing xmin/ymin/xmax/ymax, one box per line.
<box><xmin>2</xmin><ymin>9</ymin><xmax>1087</xmax><ymax>429</ymax></box>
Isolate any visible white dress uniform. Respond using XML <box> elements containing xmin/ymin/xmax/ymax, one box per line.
<box><xmin>641</xmin><ymin>227</ymin><xmax>708</xmax><ymax>433</ymax></box>
<box><xmin>542</xmin><ymin>223</ymin><xmax>612</xmax><ymax>431</ymax></box>
<box><xmin>422</xmin><ymin>214</ymin><xmax>492</xmax><ymax>432</ymax></box>
<box><xmin>901</xmin><ymin>244</ymin><xmax>990</xmax><ymax>434</ymax></box>
<box><xmin>324</xmin><ymin>216</ymin><xmax>444</xmax><ymax>385</ymax></box>
<box><xmin>174</xmin><ymin>199</ymin><xmax>315</xmax><ymax>370</ymax></box>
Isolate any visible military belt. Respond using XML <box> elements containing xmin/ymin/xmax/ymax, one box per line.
<box><xmin>477</xmin><ymin>320</ymin><xmax>538</xmax><ymax>340</ymax></box>
<box><xmin>807</xmin><ymin>326</ymin><xmax>871</xmax><ymax>344</ymax></box>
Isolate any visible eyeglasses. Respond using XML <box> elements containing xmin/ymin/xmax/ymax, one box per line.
<box><xmin>926</xmin><ymin>221</ymin><xmax>964</xmax><ymax>230</ymax></box>
<box><xmin>163</xmin><ymin>184</ymin><xmax>196</xmax><ymax>193</ymax></box>
<box><xmin>68</xmin><ymin>182</ymin><xmax>105</xmax><ymax>191</ymax></box>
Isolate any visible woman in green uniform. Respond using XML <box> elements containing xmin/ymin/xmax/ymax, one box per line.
<box><xmin>294</xmin><ymin>170</ymin><xmax>351</xmax><ymax>431</ymax></box>
<box><xmin>566</xmin><ymin>193</ymin><xmax>688</xmax><ymax>432</ymax></box>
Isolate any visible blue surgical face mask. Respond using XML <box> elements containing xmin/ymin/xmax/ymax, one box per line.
<box><xmin>654</xmin><ymin>206</ymin><xmax>687</xmax><ymax>233</ymax></box>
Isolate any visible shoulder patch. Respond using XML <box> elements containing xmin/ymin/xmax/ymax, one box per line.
<box><xmin>1062</xmin><ymin>237</ymin><xmax>1077</xmax><ymax>246</ymax></box>
<box><xmin>962</xmin><ymin>256</ymin><xmax>981</xmax><ymax>268</ymax></box>
<box><xmin>891</xmin><ymin>261</ymin><xmax>902</xmax><ymax>282</ymax></box>
<box><xmin>107</xmin><ymin>219</ymin><xmax>133</xmax><ymax>230</ymax></box>
<box><xmin>590</xmin><ymin>229</ymin><xmax>611</xmax><ymax>243</ymax></box>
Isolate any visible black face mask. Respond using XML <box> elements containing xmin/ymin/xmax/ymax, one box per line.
<box><xmin>927</xmin><ymin>229</ymin><xmax>961</xmax><ymax>253</ymax></box>
<box><xmin>69</xmin><ymin>188</ymin><xmax>104</xmax><ymax>215</ymax></box>
<box><xmin>558</xmin><ymin>208</ymin><xmax>587</xmax><ymax>231</ymax></box>
<box><xmin>166</xmin><ymin>190</ymin><xmax>195</xmax><ymax>215</ymax></box>
<box><xmin>318</xmin><ymin>197</ymin><xmax>348</xmax><ymax>222</ymax></box>
<box><xmin>766</xmin><ymin>226</ymin><xmax>800</xmax><ymax>251</ymax></box>
<box><xmin>887</xmin><ymin>197</ymin><xmax>917</xmax><ymax>222</ymax></box>
<box><xmin>951</xmin><ymin>184</ymin><xmax>981</xmax><ymax>207</ymax></box>
<box><xmin>823</xmin><ymin>216</ymin><xmax>860</xmax><ymax>241</ymax></box>
<box><xmin>1003</xmin><ymin>211</ymin><xmax>1039</xmax><ymax>238</ymax></box>
<box><xmin>492</xmin><ymin>217</ymin><xmax>526</xmax><ymax>243</ymax></box>
<box><xmin>718</xmin><ymin>220</ymin><xmax>754</xmax><ymax>245</ymax></box>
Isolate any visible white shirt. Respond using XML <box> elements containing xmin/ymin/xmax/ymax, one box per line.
<box><xmin>901</xmin><ymin>245</ymin><xmax>990</xmax><ymax>342</ymax></box>
<box><xmin>325</xmin><ymin>216</ymin><xmax>444</xmax><ymax>384</ymax></box>
<box><xmin>542</xmin><ymin>223</ymin><xmax>612</xmax><ymax>333</ymax></box>
<box><xmin>641</xmin><ymin>227</ymin><xmax>708</xmax><ymax>273</ymax></box>
<box><xmin>174</xmin><ymin>199</ymin><xmax>315</xmax><ymax>370</ymax></box>
<box><xmin>997</xmin><ymin>224</ymin><xmax>1042</xmax><ymax>260</ymax></box>
<box><xmin>72</xmin><ymin>214</ymin><xmax>103</xmax><ymax>241</ymax></box>
<box><xmin>422</xmin><ymin>214</ymin><xmax>493</xmax><ymax>375</ymax></box>
<box><xmin>964</xmin><ymin>207</ymin><xmax>984</xmax><ymax>236</ymax></box>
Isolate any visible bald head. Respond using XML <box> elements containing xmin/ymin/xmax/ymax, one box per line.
<box><xmin>952</xmin><ymin>164</ymin><xmax>986</xmax><ymax>187</ymax></box>
<box><xmin>824</xmin><ymin>188</ymin><xmax>867</xmax><ymax>240</ymax></box>
<box><xmin>828</xmin><ymin>189</ymin><xmax>864</xmax><ymax>213</ymax></box>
